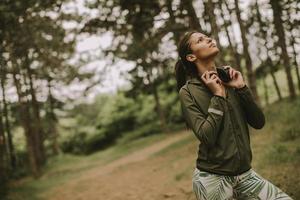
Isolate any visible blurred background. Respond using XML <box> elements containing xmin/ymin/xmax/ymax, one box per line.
<box><xmin>0</xmin><ymin>0</ymin><xmax>299</xmax><ymax>199</ymax></box>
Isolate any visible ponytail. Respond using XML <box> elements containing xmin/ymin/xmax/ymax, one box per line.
<box><xmin>175</xmin><ymin>59</ymin><xmax>187</xmax><ymax>92</ymax></box>
<box><xmin>174</xmin><ymin>30</ymin><xmax>199</xmax><ymax>93</ymax></box>
<box><xmin>175</xmin><ymin>58</ymin><xmax>191</xmax><ymax>130</ymax></box>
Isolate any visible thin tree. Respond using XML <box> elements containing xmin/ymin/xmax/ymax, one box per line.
<box><xmin>217</xmin><ymin>0</ymin><xmax>242</xmax><ymax>74</ymax></box>
<box><xmin>270</xmin><ymin>0</ymin><xmax>296</xmax><ymax>99</ymax></box>
<box><xmin>233</xmin><ymin>0</ymin><xmax>260</xmax><ymax>104</ymax></box>
<box><xmin>254</xmin><ymin>0</ymin><xmax>282</xmax><ymax>101</ymax></box>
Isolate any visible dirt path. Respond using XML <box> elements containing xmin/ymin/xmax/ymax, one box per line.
<box><xmin>43</xmin><ymin>130</ymin><xmax>197</xmax><ymax>200</ymax></box>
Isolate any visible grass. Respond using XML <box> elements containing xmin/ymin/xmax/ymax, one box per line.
<box><xmin>251</xmin><ymin>97</ymin><xmax>300</xmax><ymax>199</ymax></box>
<box><xmin>151</xmin><ymin>133</ymin><xmax>194</xmax><ymax>157</ymax></box>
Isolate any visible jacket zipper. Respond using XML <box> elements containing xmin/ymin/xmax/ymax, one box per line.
<box><xmin>226</xmin><ymin>92</ymin><xmax>241</xmax><ymax>171</ymax></box>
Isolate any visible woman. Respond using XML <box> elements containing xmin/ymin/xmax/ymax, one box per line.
<box><xmin>175</xmin><ymin>31</ymin><xmax>293</xmax><ymax>200</ymax></box>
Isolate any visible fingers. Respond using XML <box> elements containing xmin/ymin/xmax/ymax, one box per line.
<box><xmin>223</xmin><ymin>66</ymin><xmax>233</xmax><ymax>79</ymax></box>
<box><xmin>201</xmin><ymin>70</ymin><xmax>225</xmax><ymax>95</ymax></box>
<box><xmin>201</xmin><ymin>71</ymin><xmax>211</xmax><ymax>81</ymax></box>
<box><xmin>201</xmin><ymin>71</ymin><xmax>218</xmax><ymax>83</ymax></box>
<box><xmin>230</xmin><ymin>68</ymin><xmax>234</xmax><ymax>79</ymax></box>
<box><xmin>225</xmin><ymin>66</ymin><xmax>240</xmax><ymax>79</ymax></box>
<box><xmin>231</xmin><ymin>69</ymin><xmax>241</xmax><ymax>79</ymax></box>
<box><xmin>233</xmin><ymin>71</ymin><xmax>239</xmax><ymax>79</ymax></box>
<box><xmin>201</xmin><ymin>71</ymin><xmax>208</xmax><ymax>83</ymax></box>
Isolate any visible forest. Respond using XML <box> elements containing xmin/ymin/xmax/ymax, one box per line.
<box><xmin>0</xmin><ymin>0</ymin><xmax>299</xmax><ymax>199</ymax></box>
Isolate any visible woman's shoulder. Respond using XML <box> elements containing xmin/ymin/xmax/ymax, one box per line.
<box><xmin>179</xmin><ymin>81</ymin><xmax>211</xmax><ymax>103</ymax></box>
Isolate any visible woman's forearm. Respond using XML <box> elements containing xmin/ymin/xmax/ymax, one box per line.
<box><xmin>235</xmin><ymin>85</ymin><xmax>265</xmax><ymax>129</ymax></box>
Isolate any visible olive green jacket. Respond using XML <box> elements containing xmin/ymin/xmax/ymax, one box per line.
<box><xmin>179</xmin><ymin>76</ymin><xmax>265</xmax><ymax>176</ymax></box>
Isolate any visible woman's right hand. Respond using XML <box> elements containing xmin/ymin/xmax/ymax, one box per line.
<box><xmin>201</xmin><ymin>71</ymin><xmax>226</xmax><ymax>98</ymax></box>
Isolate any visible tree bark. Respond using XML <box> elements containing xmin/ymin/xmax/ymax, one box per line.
<box><xmin>24</xmin><ymin>56</ymin><xmax>46</xmax><ymax>166</ymax></box>
<box><xmin>0</xmin><ymin>66</ymin><xmax>16</xmax><ymax>169</ymax></box>
<box><xmin>47</xmin><ymin>77</ymin><xmax>60</xmax><ymax>155</ymax></box>
<box><xmin>290</xmin><ymin>31</ymin><xmax>300</xmax><ymax>92</ymax></box>
<box><xmin>146</xmin><ymin>67</ymin><xmax>169</xmax><ymax>133</ymax></box>
<box><xmin>234</xmin><ymin>0</ymin><xmax>260</xmax><ymax>104</ymax></box>
<box><xmin>0</xmin><ymin>105</ymin><xmax>8</xmax><ymax>197</ymax></box>
<box><xmin>183</xmin><ymin>0</ymin><xmax>203</xmax><ymax>31</ymax></box>
<box><xmin>205</xmin><ymin>0</ymin><xmax>225</xmax><ymax>66</ymax></box>
<box><xmin>255</xmin><ymin>0</ymin><xmax>282</xmax><ymax>101</ymax></box>
<box><xmin>268</xmin><ymin>63</ymin><xmax>282</xmax><ymax>101</ymax></box>
<box><xmin>218</xmin><ymin>0</ymin><xmax>243</xmax><ymax>74</ymax></box>
<box><xmin>262</xmin><ymin>76</ymin><xmax>269</xmax><ymax>106</ymax></box>
<box><xmin>166</xmin><ymin>0</ymin><xmax>181</xmax><ymax>44</ymax></box>
<box><xmin>270</xmin><ymin>0</ymin><xmax>296</xmax><ymax>99</ymax></box>
<box><xmin>12</xmin><ymin>62</ymin><xmax>41</xmax><ymax>178</ymax></box>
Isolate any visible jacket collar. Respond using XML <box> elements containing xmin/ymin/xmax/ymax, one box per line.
<box><xmin>186</xmin><ymin>76</ymin><xmax>205</xmax><ymax>86</ymax></box>
<box><xmin>186</xmin><ymin>75</ymin><xmax>230</xmax><ymax>98</ymax></box>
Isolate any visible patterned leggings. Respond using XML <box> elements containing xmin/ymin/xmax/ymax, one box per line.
<box><xmin>192</xmin><ymin>167</ymin><xmax>294</xmax><ymax>200</ymax></box>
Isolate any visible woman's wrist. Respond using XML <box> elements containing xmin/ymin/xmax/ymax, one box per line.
<box><xmin>214</xmin><ymin>91</ymin><xmax>226</xmax><ymax>98</ymax></box>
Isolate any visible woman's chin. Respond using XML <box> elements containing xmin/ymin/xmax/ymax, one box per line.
<box><xmin>199</xmin><ymin>48</ymin><xmax>220</xmax><ymax>60</ymax></box>
<box><xmin>213</xmin><ymin>46</ymin><xmax>220</xmax><ymax>52</ymax></box>
<box><xmin>209</xmin><ymin>48</ymin><xmax>220</xmax><ymax>57</ymax></box>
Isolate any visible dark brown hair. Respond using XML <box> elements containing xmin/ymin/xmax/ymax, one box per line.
<box><xmin>174</xmin><ymin>30</ymin><xmax>199</xmax><ymax>92</ymax></box>
<box><xmin>174</xmin><ymin>30</ymin><xmax>201</xmax><ymax>130</ymax></box>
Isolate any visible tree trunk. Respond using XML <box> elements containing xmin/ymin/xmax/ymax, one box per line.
<box><xmin>0</xmin><ymin>67</ymin><xmax>16</xmax><ymax>169</ymax></box>
<box><xmin>166</xmin><ymin>0</ymin><xmax>181</xmax><ymax>44</ymax></box>
<box><xmin>290</xmin><ymin>33</ymin><xmax>300</xmax><ymax>92</ymax></box>
<box><xmin>183</xmin><ymin>0</ymin><xmax>203</xmax><ymax>31</ymax></box>
<box><xmin>270</xmin><ymin>68</ymin><xmax>282</xmax><ymax>101</ymax></box>
<box><xmin>254</xmin><ymin>0</ymin><xmax>282</xmax><ymax>102</ymax></box>
<box><xmin>267</xmin><ymin>58</ymin><xmax>282</xmax><ymax>101</ymax></box>
<box><xmin>270</xmin><ymin>0</ymin><xmax>296</xmax><ymax>99</ymax></box>
<box><xmin>146</xmin><ymin>69</ymin><xmax>169</xmax><ymax>133</ymax></box>
<box><xmin>234</xmin><ymin>0</ymin><xmax>260</xmax><ymax>104</ymax></box>
<box><xmin>218</xmin><ymin>0</ymin><xmax>243</xmax><ymax>74</ymax></box>
<box><xmin>152</xmin><ymin>83</ymin><xmax>169</xmax><ymax>133</ymax></box>
<box><xmin>47</xmin><ymin>77</ymin><xmax>60</xmax><ymax>155</ymax></box>
<box><xmin>205</xmin><ymin>0</ymin><xmax>225</xmax><ymax>66</ymax></box>
<box><xmin>262</xmin><ymin>76</ymin><xmax>269</xmax><ymax>106</ymax></box>
<box><xmin>24</xmin><ymin>56</ymin><xmax>46</xmax><ymax>166</ymax></box>
<box><xmin>286</xmin><ymin>0</ymin><xmax>300</xmax><ymax>93</ymax></box>
<box><xmin>12</xmin><ymin>64</ymin><xmax>41</xmax><ymax>178</ymax></box>
<box><xmin>0</xmin><ymin>106</ymin><xmax>8</xmax><ymax>197</ymax></box>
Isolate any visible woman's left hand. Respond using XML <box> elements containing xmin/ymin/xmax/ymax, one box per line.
<box><xmin>222</xmin><ymin>66</ymin><xmax>246</xmax><ymax>89</ymax></box>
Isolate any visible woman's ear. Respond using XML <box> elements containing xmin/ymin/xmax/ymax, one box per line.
<box><xmin>186</xmin><ymin>54</ymin><xmax>197</xmax><ymax>62</ymax></box>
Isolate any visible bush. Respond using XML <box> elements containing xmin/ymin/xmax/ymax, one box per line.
<box><xmin>60</xmin><ymin>131</ymin><xmax>88</xmax><ymax>155</ymax></box>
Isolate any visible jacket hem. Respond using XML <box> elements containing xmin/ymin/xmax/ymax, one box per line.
<box><xmin>196</xmin><ymin>164</ymin><xmax>252</xmax><ymax>176</ymax></box>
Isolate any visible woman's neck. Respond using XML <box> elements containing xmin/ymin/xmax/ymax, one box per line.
<box><xmin>195</xmin><ymin>59</ymin><xmax>217</xmax><ymax>77</ymax></box>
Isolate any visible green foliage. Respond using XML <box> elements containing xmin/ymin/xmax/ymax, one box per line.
<box><xmin>58</xmin><ymin>84</ymin><xmax>184</xmax><ymax>154</ymax></box>
<box><xmin>134</xmin><ymin>94</ymin><xmax>157</xmax><ymax>124</ymax></box>
<box><xmin>60</xmin><ymin>91</ymin><xmax>139</xmax><ymax>154</ymax></box>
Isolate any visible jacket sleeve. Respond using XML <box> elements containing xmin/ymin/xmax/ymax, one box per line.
<box><xmin>179</xmin><ymin>88</ymin><xmax>226</xmax><ymax>147</ymax></box>
<box><xmin>235</xmin><ymin>85</ymin><xmax>265</xmax><ymax>129</ymax></box>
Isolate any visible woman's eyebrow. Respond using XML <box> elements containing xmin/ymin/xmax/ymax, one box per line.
<box><xmin>197</xmin><ymin>35</ymin><xmax>204</xmax><ymax>42</ymax></box>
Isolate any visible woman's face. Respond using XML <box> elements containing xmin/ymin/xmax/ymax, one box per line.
<box><xmin>187</xmin><ymin>32</ymin><xmax>219</xmax><ymax>61</ymax></box>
